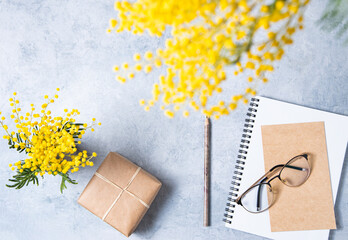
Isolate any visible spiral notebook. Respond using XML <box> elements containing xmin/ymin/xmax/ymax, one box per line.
<box><xmin>223</xmin><ymin>96</ymin><xmax>348</xmax><ymax>240</ymax></box>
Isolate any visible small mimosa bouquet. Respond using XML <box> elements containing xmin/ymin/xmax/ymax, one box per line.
<box><xmin>0</xmin><ymin>89</ymin><xmax>100</xmax><ymax>193</ymax></box>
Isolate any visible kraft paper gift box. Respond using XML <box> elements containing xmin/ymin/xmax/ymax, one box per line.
<box><xmin>78</xmin><ymin>152</ymin><xmax>162</xmax><ymax>237</ymax></box>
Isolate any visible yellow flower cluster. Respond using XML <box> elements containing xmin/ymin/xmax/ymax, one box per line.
<box><xmin>0</xmin><ymin>90</ymin><xmax>101</xmax><ymax>191</ymax></box>
<box><xmin>108</xmin><ymin>0</ymin><xmax>309</xmax><ymax>119</ymax></box>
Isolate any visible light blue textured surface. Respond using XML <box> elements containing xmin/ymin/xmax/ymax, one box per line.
<box><xmin>0</xmin><ymin>1</ymin><xmax>347</xmax><ymax>240</ymax></box>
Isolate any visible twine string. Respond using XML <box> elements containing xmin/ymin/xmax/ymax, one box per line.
<box><xmin>94</xmin><ymin>167</ymin><xmax>149</xmax><ymax>221</ymax></box>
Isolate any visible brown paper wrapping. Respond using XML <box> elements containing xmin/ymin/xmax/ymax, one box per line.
<box><xmin>261</xmin><ymin>122</ymin><xmax>336</xmax><ymax>232</ymax></box>
<box><xmin>78</xmin><ymin>152</ymin><xmax>162</xmax><ymax>237</ymax></box>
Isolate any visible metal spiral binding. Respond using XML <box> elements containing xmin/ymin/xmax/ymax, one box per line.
<box><xmin>223</xmin><ymin>97</ymin><xmax>260</xmax><ymax>224</ymax></box>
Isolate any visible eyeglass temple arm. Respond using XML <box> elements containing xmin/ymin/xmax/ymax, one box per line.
<box><xmin>255</xmin><ymin>167</ymin><xmax>282</xmax><ymax>211</ymax></box>
<box><xmin>269</xmin><ymin>164</ymin><xmax>304</xmax><ymax>172</ymax></box>
<box><xmin>256</xmin><ymin>164</ymin><xmax>306</xmax><ymax>210</ymax></box>
<box><xmin>236</xmin><ymin>169</ymin><xmax>276</xmax><ymax>204</ymax></box>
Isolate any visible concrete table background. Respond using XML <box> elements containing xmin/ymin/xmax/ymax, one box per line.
<box><xmin>0</xmin><ymin>1</ymin><xmax>347</xmax><ymax>239</ymax></box>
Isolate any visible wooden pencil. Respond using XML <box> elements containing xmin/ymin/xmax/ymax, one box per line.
<box><xmin>204</xmin><ymin>116</ymin><xmax>211</xmax><ymax>227</ymax></box>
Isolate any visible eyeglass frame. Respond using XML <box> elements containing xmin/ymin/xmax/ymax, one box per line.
<box><xmin>235</xmin><ymin>153</ymin><xmax>311</xmax><ymax>213</ymax></box>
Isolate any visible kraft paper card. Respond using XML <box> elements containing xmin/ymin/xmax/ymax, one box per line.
<box><xmin>261</xmin><ymin>122</ymin><xmax>336</xmax><ymax>232</ymax></box>
<box><xmin>78</xmin><ymin>152</ymin><xmax>162</xmax><ymax>237</ymax></box>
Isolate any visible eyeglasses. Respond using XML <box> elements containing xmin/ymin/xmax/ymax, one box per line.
<box><xmin>235</xmin><ymin>154</ymin><xmax>311</xmax><ymax>213</ymax></box>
